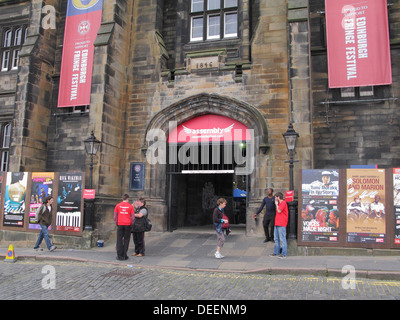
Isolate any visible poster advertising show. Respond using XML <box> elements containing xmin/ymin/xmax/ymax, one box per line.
<box><xmin>394</xmin><ymin>168</ymin><xmax>400</xmax><ymax>244</ymax></box>
<box><xmin>346</xmin><ymin>169</ymin><xmax>386</xmax><ymax>243</ymax></box>
<box><xmin>56</xmin><ymin>172</ymin><xmax>83</xmax><ymax>232</ymax></box>
<box><xmin>301</xmin><ymin>169</ymin><xmax>340</xmax><ymax>242</ymax></box>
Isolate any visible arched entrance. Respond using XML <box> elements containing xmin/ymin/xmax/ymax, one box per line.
<box><xmin>167</xmin><ymin>114</ymin><xmax>252</xmax><ymax>230</ymax></box>
<box><xmin>144</xmin><ymin>93</ymin><xmax>269</xmax><ymax>232</ymax></box>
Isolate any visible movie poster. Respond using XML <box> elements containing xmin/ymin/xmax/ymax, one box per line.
<box><xmin>3</xmin><ymin>172</ymin><xmax>28</xmax><ymax>227</ymax></box>
<box><xmin>394</xmin><ymin>168</ymin><xmax>400</xmax><ymax>244</ymax></box>
<box><xmin>28</xmin><ymin>172</ymin><xmax>54</xmax><ymax>230</ymax></box>
<box><xmin>301</xmin><ymin>169</ymin><xmax>340</xmax><ymax>242</ymax></box>
<box><xmin>346</xmin><ymin>169</ymin><xmax>386</xmax><ymax>243</ymax></box>
<box><xmin>56</xmin><ymin>172</ymin><xmax>83</xmax><ymax>232</ymax></box>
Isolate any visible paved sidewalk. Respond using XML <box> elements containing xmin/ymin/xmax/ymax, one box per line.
<box><xmin>2</xmin><ymin>226</ymin><xmax>400</xmax><ymax>280</ymax></box>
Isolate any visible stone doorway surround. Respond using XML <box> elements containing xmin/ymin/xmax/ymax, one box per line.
<box><xmin>143</xmin><ymin>93</ymin><xmax>270</xmax><ymax>235</ymax></box>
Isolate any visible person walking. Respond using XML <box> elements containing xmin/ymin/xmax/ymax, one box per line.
<box><xmin>33</xmin><ymin>195</ymin><xmax>57</xmax><ymax>252</ymax></box>
<box><xmin>254</xmin><ymin>188</ymin><xmax>276</xmax><ymax>242</ymax></box>
<box><xmin>132</xmin><ymin>197</ymin><xmax>148</xmax><ymax>257</ymax></box>
<box><xmin>270</xmin><ymin>192</ymin><xmax>288</xmax><ymax>259</ymax></box>
<box><xmin>114</xmin><ymin>194</ymin><xmax>135</xmax><ymax>261</ymax></box>
<box><xmin>213</xmin><ymin>198</ymin><xmax>228</xmax><ymax>259</ymax></box>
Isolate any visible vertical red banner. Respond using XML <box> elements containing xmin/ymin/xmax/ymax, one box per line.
<box><xmin>325</xmin><ymin>0</ymin><xmax>392</xmax><ymax>88</ymax></box>
<box><xmin>57</xmin><ymin>0</ymin><xmax>103</xmax><ymax>108</ymax></box>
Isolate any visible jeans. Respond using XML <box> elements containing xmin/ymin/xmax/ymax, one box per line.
<box><xmin>273</xmin><ymin>226</ymin><xmax>287</xmax><ymax>256</ymax></box>
<box><xmin>34</xmin><ymin>224</ymin><xmax>52</xmax><ymax>250</ymax></box>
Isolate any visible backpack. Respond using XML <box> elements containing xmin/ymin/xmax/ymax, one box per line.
<box><xmin>144</xmin><ymin>214</ymin><xmax>152</xmax><ymax>232</ymax></box>
<box><xmin>33</xmin><ymin>205</ymin><xmax>44</xmax><ymax>223</ymax></box>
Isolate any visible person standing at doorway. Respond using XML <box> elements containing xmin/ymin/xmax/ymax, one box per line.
<box><xmin>132</xmin><ymin>197</ymin><xmax>148</xmax><ymax>257</ymax></box>
<box><xmin>254</xmin><ymin>188</ymin><xmax>276</xmax><ymax>242</ymax></box>
<box><xmin>114</xmin><ymin>194</ymin><xmax>135</xmax><ymax>261</ymax></box>
<box><xmin>34</xmin><ymin>196</ymin><xmax>56</xmax><ymax>252</ymax></box>
<box><xmin>270</xmin><ymin>192</ymin><xmax>288</xmax><ymax>259</ymax></box>
<box><xmin>213</xmin><ymin>198</ymin><xmax>228</xmax><ymax>259</ymax></box>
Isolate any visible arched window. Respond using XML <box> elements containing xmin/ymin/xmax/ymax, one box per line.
<box><xmin>1</xmin><ymin>26</ymin><xmax>26</xmax><ymax>72</ymax></box>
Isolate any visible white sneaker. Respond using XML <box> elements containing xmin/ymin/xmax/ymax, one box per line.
<box><xmin>215</xmin><ymin>251</ymin><xmax>224</xmax><ymax>259</ymax></box>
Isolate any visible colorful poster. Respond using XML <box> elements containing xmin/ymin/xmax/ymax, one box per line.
<box><xmin>3</xmin><ymin>172</ymin><xmax>28</xmax><ymax>227</ymax></box>
<box><xmin>325</xmin><ymin>0</ymin><xmax>392</xmax><ymax>88</ymax></box>
<box><xmin>57</xmin><ymin>0</ymin><xmax>104</xmax><ymax>107</ymax></box>
<box><xmin>28</xmin><ymin>172</ymin><xmax>54</xmax><ymax>230</ymax></box>
<box><xmin>394</xmin><ymin>169</ymin><xmax>400</xmax><ymax>244</ymax></box>
<box><xmin>56</xmin><ymin>172</ymin><xmax>83</xmax><ymax>232</ymax></box>
<box><xmin>346</xmin><ymin>169</ymin><xmax>386</xmax><ymax>243</ymax></box>
<box><xmin>301</xmin><ymin>170</ymin><xmax>340</xmax><ymax>242</ymax></box>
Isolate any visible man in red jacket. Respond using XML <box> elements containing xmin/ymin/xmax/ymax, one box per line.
<box><xmin>114</xmin><ymin>194</ymin><xmax>135</xmax><ymax>260</ymax></box>
<box><xmin>270</xmin><ymin>192</ymin><xmax>288</xmax><ymax>258</ymax></box>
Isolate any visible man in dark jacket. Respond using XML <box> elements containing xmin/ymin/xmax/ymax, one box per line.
<box><xmin>33</xmin><ymin>196</ymin><xmax>57</xmax><ymax>252</ymax></box>
<box><xmin>132</xmin><ymin>197</ymin><xmax>148</xmax><ymax>257</ymax></box>
<box><xmin>254</xmin><ymin>188</ymin><xmax>276</xmax><ymax>242</ymax></box>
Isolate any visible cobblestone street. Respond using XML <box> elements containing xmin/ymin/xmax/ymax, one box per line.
<box><xmin>1</xmin><ymin>260</ymin><xmax>400</xmax><ymax>301</ymax></box>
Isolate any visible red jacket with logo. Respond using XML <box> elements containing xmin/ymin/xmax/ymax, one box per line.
<box><xmin>114</xmin><ymin>201</ymin><xmax>135</xmax><ymax>226</ymax></box>
<box><xmin>275</xmin><ymin>201</ymin><xmax>288</xmax><ymax>227</ymax></box>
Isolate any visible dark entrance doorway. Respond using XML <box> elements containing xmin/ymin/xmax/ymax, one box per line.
<box><xmin>168</xmin><ymin>173</ymin><xmax>247</xmax><ymax>231</ymax></box>
<box><xmin>166</xmin><ymin>114</ymin><xmax>251</xmax><ymax>231</ymax></box>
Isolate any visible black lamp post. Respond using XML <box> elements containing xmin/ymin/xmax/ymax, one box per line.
<box><xmin>282</xmin><ymin>123</ymin><xmax>299</xmax><ymax>191</ymax></box>
<box><xmin>83</xmin><ymin>130</ymin><xmax>101</xmax><ymax>231</ymax></box>
<box><xmin>282</xmin><ymin>123</ymin><xmax>299</xmax><ymax>240</ymax></box>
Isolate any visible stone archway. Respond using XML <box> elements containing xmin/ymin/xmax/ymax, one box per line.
<box><xmin>143</xmin><ymin>93</ymin><xmax>270</xmax><ymax>233</ymax></box>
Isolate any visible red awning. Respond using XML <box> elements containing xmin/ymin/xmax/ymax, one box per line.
<box><xmin>168</xmin><ymin>114</ymin><xmax>251</xmax><ymax>143</ymax></box>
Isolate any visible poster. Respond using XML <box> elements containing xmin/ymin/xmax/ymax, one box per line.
<box><xmin>57</xmin><ymin>0</ymin><xmax>103</xmax><ymax>107</ymax></box>
<box><xmin>56</xmin><ymin>172</ymin><xmax>83</xmax><ymax>232</ymax></box>
<box><xmin>394</xmin><ymin>168</ymin><xmax>400</xmax><ymax>244</ymax></box>
<box><xmin>301</xmin><ymin>169</ymin><xmax>340</xmax><ymax>242</ymax></box>
<box><xmin>346</xmin><ymin>169</ymin><xmax>386</xmax><ymax>243</ymax></box>
<box><xmin>28</xmin><ymin>172</ymin><xmax>54</xmax><ymax>230</ymax></box>
<box><xmin>3</xmin><ymin>172</ymin><xmax>28</xmax><ymax>227</ymax></box>
<box><xmin>325</xmin><ymin>0</ymin><xmax>392</xmax><ymax>88</ymax></box>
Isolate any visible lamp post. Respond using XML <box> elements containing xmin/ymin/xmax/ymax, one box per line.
<box><xmin>282</xmin><ymin>123</ymin><xmax>299</xmax><ymax>240</ymax></box>
<box><xmin>83</xmin><ymin>130</ymin><xmax>101</xmax><ymax>230</ymax></box>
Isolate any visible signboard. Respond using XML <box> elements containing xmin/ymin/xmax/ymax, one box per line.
<box><xmin>168</xmin><ymin>114</ymin><xmax>251</xmax><ymax>143</ymax></box>
<box><xmin>57</xmin><ymin>0</ymin><xmax>104</xmax><ymax>107</ymax></box>
<box><xmin>28</xmin><ymin>172</ymin><xmax>54</xmax><ymax>230</ymax></box>
<box><xmin>83</xmin><ymin>189</ymin><xmax>95</xmax><ymax>199</ymax></box>
<box><xmin>130</xmin><ymin>163</ymin><xmax>145</xmax><ymax>191</ymax></box>
<box><xmin>301</xmin><ymin>169</ymin><xmax>340</xmax><ymax>242</ymax></box>
<box><xmin>325</xmin><ymin>0</ymin><xmax>392</xmax><ymax>88</ymax></box>
<box><xmin>3</xmin><ymin>172</ymin><xmax>28</xmax><ymax>227</ymax></box>
<box><xmin>56</xmin><ymin>172</ymin><xmax>83</xmax><ymax>232</ymax></box>
<box><xmin>346</xmin><ymin>169</ymin><xmax>386</xmax><ymax>243</ymax></box>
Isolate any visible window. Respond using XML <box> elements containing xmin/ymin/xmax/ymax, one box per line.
<box><xmin>0</xmin><ymin>123</ymin><xmax>10</xmax><ymax>172</ymax></box>
<box><xmin>340</xmin><ymin>86</ymin><xmax>374</xmax><ymax>98</ymax></box>
<box><xmin>1</xmin><ymin>26</ymin><xmax>26</xmax><ymax>72</ymax></box>
<box><xmin>190</xmin><ymin>0</ymin><xmax>238</xmax><ymax>42</ymax></box>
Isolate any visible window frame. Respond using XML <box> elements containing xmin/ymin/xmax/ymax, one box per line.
<box><xmin>189</xmin><ymin>0</ymin><xmax>238</xmax><ymax>42</ymax></box>
<box><xmin>0</xmin><ymin>25</ymin><xmax>27</xmax><ymax>72</ymax></box>
<box><xmin>0</xmin><ymin>122</ymin><xmax>11</xmax><ymax>172</ymax></box>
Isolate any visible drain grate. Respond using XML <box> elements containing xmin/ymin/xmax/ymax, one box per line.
<box><xmin>102</xmin><ymin>269</ymin><xmax>143</xmax><ymax>278</ymax></box>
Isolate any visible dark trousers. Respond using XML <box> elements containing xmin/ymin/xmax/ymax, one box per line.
<box><xmin>263</xmin><ymin>215</ymin><xmax>275</xmax><ymax>240</ymax></box>
<box><xmin>133</xmin><ymin>231</ymin><xmax>145</xmax><ymax>255</ymax></box>
<box><xmin>116</xmin><ymin>225</ymin><xmax>131</xmax><ymax>259</ymax></box>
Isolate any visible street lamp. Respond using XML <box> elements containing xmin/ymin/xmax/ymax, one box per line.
<box><xmin>282</xmin><ymin>123</ymin><xmax>299</xmax><ymax>240</ymax></box>
<box><xmin>282</xmin><ymin>123</ymin><xmax>299</xmax><ymax>191</ymax></box>
<box><xmin>83</xmin><ymin>130</ymin><xmax>101</xmax><ymax>231</ymax></box>
<box><xmin>84</xmin><ymin>130</ymin><xmax>101</xmax><ymax>189</ymax></box>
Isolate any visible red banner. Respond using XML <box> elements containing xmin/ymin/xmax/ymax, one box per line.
<box><xmin>57</xmin><ymin>0</ymin><xmax>103</xmax><ymax>107</ymax></box>
<box><xmin>325</xmin><ymin>0</ymin><xmax>392</xmax><ymax>88</ymax></box>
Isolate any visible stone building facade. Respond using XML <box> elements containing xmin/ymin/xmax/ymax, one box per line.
<box><xmin>0</xmin><ymin>0</ymin><xmax>398</xmax><ymax>244</ymax></box>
